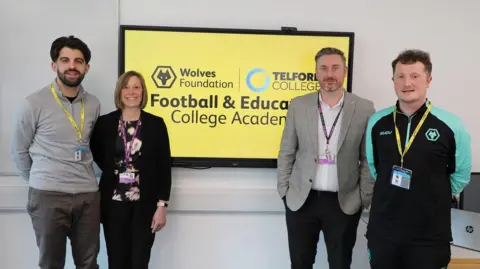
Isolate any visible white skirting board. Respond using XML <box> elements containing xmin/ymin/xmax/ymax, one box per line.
<box><xmin>0</xmin><ymin>173</ymin><xmax>284</xmax><ymax>213</ymax></box>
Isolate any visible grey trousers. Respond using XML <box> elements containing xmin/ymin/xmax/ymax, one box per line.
<box><xmin>27</xmin><ymin>187</ymin><xmax>101</xmax><ymax>269</ymax></box>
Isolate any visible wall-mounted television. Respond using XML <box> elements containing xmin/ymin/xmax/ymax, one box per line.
<box><xmin>119</xmin><ymin>25</ymin><xmax>355</xmax><ymax>168</ymax></box>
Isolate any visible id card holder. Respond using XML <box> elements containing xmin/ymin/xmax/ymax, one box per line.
<box><xmin>119</xmin><ymin>172</ymin><xmax>135</xmax><ymax>184</ymax></box>
<box><xmin>319</xmin><ymin>153</ymin><xmax>335</xmax><ymax>165</ymax></box>
<box><xmin>391</xmin><ymin>165</ymin><xmax>412</xmax><ymax>190</ymax></box>
<box><xmin>74</xmin><ymin>147</ymin><xmax>86</xmax><ymax>162</ymax></box>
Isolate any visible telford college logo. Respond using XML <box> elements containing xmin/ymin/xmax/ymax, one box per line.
<box><xmin>245</xmin><ymin>68</ymin><xmax>319</xmax><ymax>93</ymax></box>
<box><xmin>151</xmin><ymin>66</ymin><xmax>177</xmax><ymax>88</ymax></box>
<box><xmin>246</xmin><ymin>68</ymin><xmax>270</xmax><ymax>93</ymax></box>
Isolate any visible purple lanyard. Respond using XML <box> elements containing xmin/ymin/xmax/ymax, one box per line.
<box><xmin>120</xmin><ymin>119</ymin><xmax>141</xmax><ymax>168</ymax></box>
<box><xmin>318</xmin><ymin>95</ymin><xmax>344</xmax><ymax>150</ymax></box>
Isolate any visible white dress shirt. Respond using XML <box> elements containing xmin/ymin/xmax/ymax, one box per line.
<box><xmin>312</xmin><ymin>92</ymin><xmax>345</xmax><ymax>192</ymax></box>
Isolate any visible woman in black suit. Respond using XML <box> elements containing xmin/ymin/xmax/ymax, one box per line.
<box><xmin>90</xmin><ymin>70</ymin><xmax>172</xmax><ymax>269</ymax></box>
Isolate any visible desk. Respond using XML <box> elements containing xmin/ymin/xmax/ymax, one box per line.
<box><xmin>448</xmin><ymin>258</ymin><xmax>480</xmax><ymax>268</ymax></box>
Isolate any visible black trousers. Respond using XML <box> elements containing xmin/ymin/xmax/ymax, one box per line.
<box><xmin>368</xmin><ymin>236</ymin><xmax>451</xmax><ymax>269</ymax></box>
<box><xmin>102</xmin><ymin>200</ymin><xmax>156</xmax><ymax>269</ymax></box>
<box><xmin>285</xmin><ymin>190</ymin><xmax>361</xmax><ymax>269</ymax></box>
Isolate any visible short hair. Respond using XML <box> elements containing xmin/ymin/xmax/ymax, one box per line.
<box><xmin>392</xmin><ymin>49</ymin><xmax>432</xmax><ymax>75</ymax></box>
<box><xmin>50</xmin><ymin>35</ymin><xmax>91</xmax><ymax>63</ymax></box>
<box><xmin>114</xmin><ymin>71</ymin><xmax>149</xmax><ymax>110</ymax></box>
<box><xmin>314</xmin><ymin>47</ymin><xmax>347</xmax><ymax>66</ymax></box>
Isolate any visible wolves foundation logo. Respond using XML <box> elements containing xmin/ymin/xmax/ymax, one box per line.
<box><xmin>151</xmin><ymin>66</ymin><xmax>177</xmax><ymax>88</ymax></box>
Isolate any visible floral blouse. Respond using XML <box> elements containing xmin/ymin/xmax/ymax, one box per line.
<box><xmin>112</xmin><ymin>119</ymin><xmax>142</xmax><ymax>202</ymax></box>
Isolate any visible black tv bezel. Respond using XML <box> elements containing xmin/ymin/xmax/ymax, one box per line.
<box><xmin>118</xmin><ymin>25</ymin><xmax>355</xmax><ymax>169</ymax></box>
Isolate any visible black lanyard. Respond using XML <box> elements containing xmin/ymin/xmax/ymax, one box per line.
<box><xmin>318</xmin><ymin>94</ymin><xmax>344</xmax><ymax>152</ymax></box>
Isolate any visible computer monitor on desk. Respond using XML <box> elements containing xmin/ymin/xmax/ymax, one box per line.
<box><xmin>451</xmin><ymin>208</ymin><xmax>480</xmax><ymax>252</ymax></box>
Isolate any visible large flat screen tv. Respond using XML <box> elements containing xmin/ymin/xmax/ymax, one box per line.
<box><xmin>119</xmin><ymin>25</ymin><xmax>355</xmax><ymax>168</ymax></box>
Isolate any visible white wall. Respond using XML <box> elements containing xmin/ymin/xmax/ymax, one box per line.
<box><xmin>0</xmin><ymin>0</ymin><xmax>119</xmax><ymax>173</ymax></box>
<box><xmin>1</xmin><ymin>0</ymin><xmax>480</xmax><ymax>268</ymax></box>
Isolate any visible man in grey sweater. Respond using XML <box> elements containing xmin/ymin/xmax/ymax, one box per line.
<box><xmin>10</xmin><ymin>35</ymin><xmax>101</xmax><ymax>269</ymax></box>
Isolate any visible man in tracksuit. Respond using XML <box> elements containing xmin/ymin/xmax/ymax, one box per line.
<box><xmin>365</xmin><ymin>49</ymin><xmax>472</xmax><ymax>269</ymax></box>
<box><xmin>10</xmin><ymin>36</ymin><xmax>101</xmax><ymax>269</ymax></box>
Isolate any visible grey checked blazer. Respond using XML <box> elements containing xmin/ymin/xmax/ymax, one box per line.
<box><xmin>277</xmin><ymin>91</ymin><xmax>375</xmax><ymax>214</ymax></box>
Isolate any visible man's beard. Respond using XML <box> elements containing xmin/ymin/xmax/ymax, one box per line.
<box><xmin>57</xmin><ymin>69</ymin><xmax>85</xmax><ymax>87</ymax></box>
<box><xmin>323</xmin><ymin>85</ymin><xmax>340</xmax><ymax>92</ymax></box>
<box><xmin>320</xmin><ymin>82</ymin><xmax>341</xmax><ymax>92</ymax></box>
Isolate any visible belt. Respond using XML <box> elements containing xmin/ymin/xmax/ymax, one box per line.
<box><xmin>309</xmin><ymin>189</ymin><xmax>338</xmax><ymax>196</ymax></box>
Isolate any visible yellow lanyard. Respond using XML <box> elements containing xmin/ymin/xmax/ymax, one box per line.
<box><xmin>393</xmin><ymin>102</ymin><xmax>432</xmax><ymax>167</ymax></box>
<box><xmin>50</xmin><ymin>83</ymin><xmax>85</xmax><ymax>141</ymax></box>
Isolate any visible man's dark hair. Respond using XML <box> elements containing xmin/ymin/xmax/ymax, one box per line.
<box><xmin>392</xmin><ymin>49</ymin><xmax>432</xmax><ymax>74</ymax></box>
<box><xmin>50</xmin><ymin>35</ymin><xmax>91</xmax><ymax>63</ymax></box>
<box><xmin>314</xmin><ymin>47</ymin><xmax>347</xmax><ymax>66</ymax></box>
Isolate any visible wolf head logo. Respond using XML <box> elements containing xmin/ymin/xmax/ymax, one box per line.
<box><xmin>151</xmin><ymin>66</ymin><xmax>177</xmax><ymax>88</ymax></box>
<box><xmin>157</xmin><ymin>70</ymin><xmax>171</xmax><ymax>85</ymax></box>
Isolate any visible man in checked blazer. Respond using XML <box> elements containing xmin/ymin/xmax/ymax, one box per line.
<box><xmin>277</xmin><ymin>47</ymin><xmax>375</xmax><ymax>269</ymax></box>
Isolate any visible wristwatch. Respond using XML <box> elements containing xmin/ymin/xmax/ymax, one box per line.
<box><xmin>157</xmin><ymin>201</ymin><xmax>169</xmax><ymax>208</ymax></box>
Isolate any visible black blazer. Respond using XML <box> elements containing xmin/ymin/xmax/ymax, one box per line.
<box><xmin>90</xmin><ymin>109</ymin><xmax>172</xmax><ymax>211</ymax></box>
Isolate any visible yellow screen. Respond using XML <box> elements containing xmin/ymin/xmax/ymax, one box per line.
<box><xmin>121</xmin><ymin>27</ymin><xmax>353</xmax><ymax>164</ymax></box>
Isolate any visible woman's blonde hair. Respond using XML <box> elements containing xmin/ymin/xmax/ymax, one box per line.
<box><xmin>114</xmin><ymin>70</ymin><xmax>149</xmax><ymax>110</ymax></box>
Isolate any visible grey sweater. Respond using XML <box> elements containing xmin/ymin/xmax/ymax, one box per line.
<box><xmin>11</xmin><ymin>80</ymin><xmax>101</xmax><ymax>194</ymax></box>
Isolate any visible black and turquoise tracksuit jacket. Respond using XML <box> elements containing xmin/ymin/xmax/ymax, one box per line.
<box><xmin>365</xmin><ymin>100</ymin><xmax>472</xmax><ymax>244</ymax></box>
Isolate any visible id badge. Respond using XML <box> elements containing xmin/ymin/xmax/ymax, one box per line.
<box><xmin>391</xmin><ymin>165</ymin><xmax>412</xmax><ymax>190</ymax></box>
<box><xmin>74</xmin><ymin>147</ymin><xmax>86</xmax><ymax>161</ymax></box>
<box><xmin>119</xmin><ymin>172</ymin><xmax>135</xmax><ymax>184</ymax></box>
<box><xmin>319</xmin><ymin>153</ymin><xmax>335</xmax><ymax>165</ymax></box>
